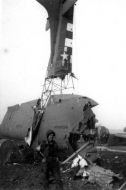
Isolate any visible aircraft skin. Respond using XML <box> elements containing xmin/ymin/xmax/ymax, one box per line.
<box><xmin>36</xmin><ymin>0</ymin><xmax>77</xmax><ymax>79</ymax></box>
<box><xmin>0</xmin><ymin>94</ymin><xmax>98</xmax><ymax>148</ymax></box>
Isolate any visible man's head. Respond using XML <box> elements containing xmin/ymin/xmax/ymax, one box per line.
<box><xmin>46</xmin><ymin>130</ymin><xmax>56</xmax><ymax>143</ymax></box>
<box><xmin>36</xmin><ymin>98</ymin><xmax>41</xmax><ymax>105</ymax></box>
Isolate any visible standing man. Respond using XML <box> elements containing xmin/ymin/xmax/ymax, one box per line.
<box><xmin>25</xmin><ymin>98</ymin><xmax>43</xmax><ymax>147</ymax></box>
<box><xmin>30</xmin><ymin>98</ymin><xmax>44</xmax><ymax>146</ymax></box>
<box><xmin>41</xmin><ymin>130</ymin><xmax>63</xmax><ymax>190</ymax></box>
<box><xmin>32</xmin><ymin>98</ymin><xmax>42</xmax><ymax>130</ymax></box>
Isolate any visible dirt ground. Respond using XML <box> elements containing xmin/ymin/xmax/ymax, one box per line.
<box><xmin>0</xmin><ymin>149</ymin><xmax>126</xmax><ymax>190</ymax></box>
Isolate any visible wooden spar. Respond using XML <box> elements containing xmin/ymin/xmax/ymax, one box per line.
<box><xmin>118</xmin><ymin>181</ymin><xmax>126</xmax><ymax>190</ymax></box>
<box><xmin>61</xmin><ymin>141</ymin><xmax>90</xmax><ymax>165</ymax></box>
<box><xmin>96</xmin><ymin>146</ymin><xmax>126</xmax><ymax>153</ymax></box>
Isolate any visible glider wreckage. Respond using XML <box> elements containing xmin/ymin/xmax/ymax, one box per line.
<box><xmin>0</xmin><ymin>0</ymin><xmax>99</xmax><ymax>151</ymax></box>
<box><xmin>0</xmin><ymin>0</ymin><xmax>126</xmax><ymax>189</ymax></box>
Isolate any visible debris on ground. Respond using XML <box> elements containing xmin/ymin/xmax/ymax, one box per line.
<box><xmin>81</xmin><ymin>164</ymin><xmax>120</xmax><ymax>189</ymax></box>
<box><xmin>62</xmin><ymin>153</ymin><xmax>122</xmax><ymax>190</ymax></box>
<box><xmin>0</xmin><ymin>139</ymin><xmax>126</xmax><ymax>190</ymax></box>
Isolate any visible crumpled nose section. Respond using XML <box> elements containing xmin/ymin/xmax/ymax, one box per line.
<box><xmin>81</xmin><ymin>96</ymin><xmax>98</xmax><ymax>108</ymax></box>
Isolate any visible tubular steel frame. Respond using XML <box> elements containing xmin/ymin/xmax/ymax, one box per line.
<box><xmin>41</xmin><ymin>74</ymin><xmax>75</xmax><ymax>109</ymax></box>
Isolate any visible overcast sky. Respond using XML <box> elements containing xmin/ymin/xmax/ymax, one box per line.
<box><xmin>1</xmin><ymin>0</ymin><xmax>126</xmax><ymax>132</ymax></box>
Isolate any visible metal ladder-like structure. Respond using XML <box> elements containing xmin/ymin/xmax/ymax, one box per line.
<box><xmin>41</xmin><ymin>73</ymin><xmax>76</xmax><ymax>110</ymax></box>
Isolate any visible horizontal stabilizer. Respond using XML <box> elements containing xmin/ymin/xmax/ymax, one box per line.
<box><xmin>62</xmin><ymin>0</ymin><xmax>77</xmax><ymax>15</ymax></box>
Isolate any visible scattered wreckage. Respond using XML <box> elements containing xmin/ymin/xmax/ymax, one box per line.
<box><xmin>0</xmin><ymin>121</ymin><xmax>126</xmax><ymax>190</ymax></box>
<box><xmin>61</xmin><ymin>141</ymin><xmax>123</xmax><ymax>190</ymax></box>
<box><xmin>0</xmin><ymin>138</ymin><xmax>126</xmax><ymax>190</ymax></box>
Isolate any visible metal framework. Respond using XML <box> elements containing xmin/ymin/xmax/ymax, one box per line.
<box><xmin>41</xmin><ymin>74</ymin><xmax>75</xmax><ymax>109</ymax></box>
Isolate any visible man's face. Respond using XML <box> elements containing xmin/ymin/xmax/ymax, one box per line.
<box><xmin>48</xmin><ymin>133</ymin><xmax>55</xmax><ymax>142</ymax></box>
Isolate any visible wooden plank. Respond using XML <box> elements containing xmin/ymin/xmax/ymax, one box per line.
<box><xmin>61</xmin><ymin>142</ymin><xmax>90</xmax><ymax>165</ymax></box>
